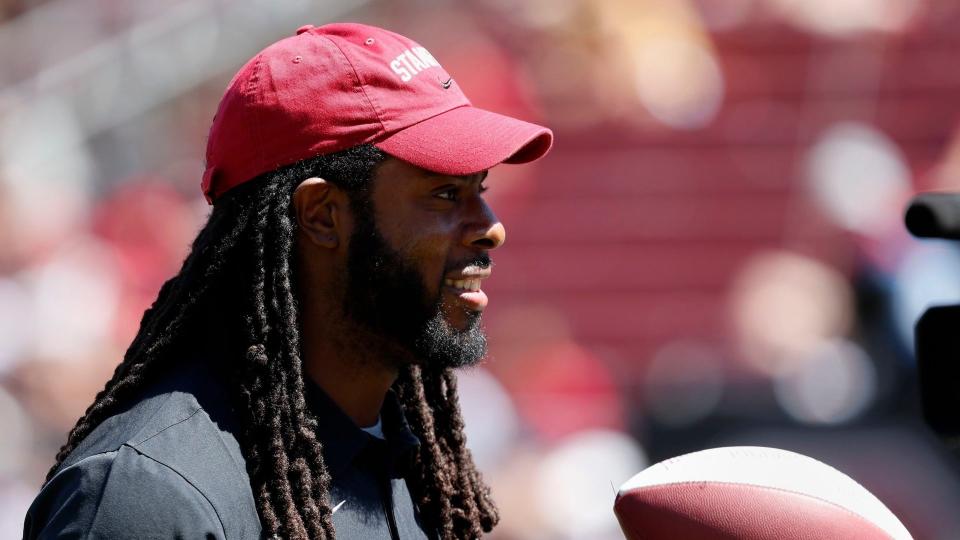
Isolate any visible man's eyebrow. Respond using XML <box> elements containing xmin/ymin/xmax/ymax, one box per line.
<box><xmin>425</xmin><ymin>170</ymin><xmax>489</xmax><ymax>183</ymax></box>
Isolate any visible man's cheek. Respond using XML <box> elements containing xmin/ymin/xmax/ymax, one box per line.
<box><xmin>405</xmin><ymin>250</ymin><xmax>448</xmax><ymax>293</ymax></box>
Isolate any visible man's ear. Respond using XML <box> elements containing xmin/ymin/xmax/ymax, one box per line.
<box><xmin>293</xmin><ymin>177</ymin><xmax>349</xmax><ymax>249</ymax></box>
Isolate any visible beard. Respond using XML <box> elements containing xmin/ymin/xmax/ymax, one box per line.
<box><xmin>341</xmin><ymin>204</ymin><xmax>489</xmax><ymax>370</ymax></box>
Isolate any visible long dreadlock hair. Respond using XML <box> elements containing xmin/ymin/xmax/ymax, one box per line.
<box><xmin>46</xmin><ymin>145</ymin><xmax>499</xmax><ymax>539</ymax></box>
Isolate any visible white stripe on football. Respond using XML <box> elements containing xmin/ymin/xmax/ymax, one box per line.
<box><xmin>616</xmin><ymin>446</ymin><xmax>912</xmax><ymax>540</ymax></box>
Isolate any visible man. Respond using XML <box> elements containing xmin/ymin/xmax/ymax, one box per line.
<box><xmin>23</xmin><ymin>22</ymin><xmax>552</xmax><ymax>539</ymax></box>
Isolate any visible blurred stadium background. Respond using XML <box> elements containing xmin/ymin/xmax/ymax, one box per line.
<box><xmin>4</xmin><ymin>0</ymin><xmax>960</xmax><ymax>537</ymax></box>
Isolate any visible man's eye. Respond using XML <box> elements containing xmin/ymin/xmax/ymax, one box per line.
<box><xmin>435</xmin><ymin>183</ymin><xmax>486</xmax><ymax>201</ymax></box>
<box><xmin>436</xmin><ymin>189</ymin><xmax>458</xmax><ymax>201</ymax></box>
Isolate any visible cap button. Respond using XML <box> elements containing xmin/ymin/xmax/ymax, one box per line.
<box><xmin>296</xmin><ymin>25</ymin><xmax>314</xmax><ymax>35</ymax></box>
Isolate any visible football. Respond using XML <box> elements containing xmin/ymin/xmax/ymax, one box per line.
<box><xmin>614</xmin><ymin>446</ymin><xmax>912</xmax><ymax>540</ymax></box>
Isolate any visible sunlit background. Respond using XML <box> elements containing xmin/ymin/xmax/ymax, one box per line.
<box><xmin>4</xmin><ymin>0</ymin><xmax>960</xmax><ymax>538</ymax></box>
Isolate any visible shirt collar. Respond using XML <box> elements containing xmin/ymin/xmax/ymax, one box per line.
<box><xmin>303</xmin><ymin>378</ymin><xmax>421</xmax><ymax>476</ymax></box>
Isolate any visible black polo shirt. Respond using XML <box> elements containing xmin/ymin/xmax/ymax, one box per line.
<box><xmin>23</xmin><ymin>360</ymin><xmax>437</xmax><ymax>539</ymax></box>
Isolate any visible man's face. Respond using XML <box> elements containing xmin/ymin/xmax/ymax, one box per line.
<box><xmin>341</xmin><ymin>157</ymin><xmax>506</xmax><ymax>369</ymax></box>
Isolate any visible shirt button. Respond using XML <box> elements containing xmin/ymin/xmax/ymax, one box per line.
<box><xmin>296</xmin><ymin>25</ymin><xmax>314</xmax><ymax>35</ymax></box>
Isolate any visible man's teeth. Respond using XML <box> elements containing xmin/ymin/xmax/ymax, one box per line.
<box><xmin>444</xmin><ymin>278</ymin><xmax>481</xmax><ymax>291</ymax></box>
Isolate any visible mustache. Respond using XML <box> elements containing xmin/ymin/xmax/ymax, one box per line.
<box><xmin>446</xmin><ymin>253</ymin><xmax>492</xmax><ymax>273</ymax></box>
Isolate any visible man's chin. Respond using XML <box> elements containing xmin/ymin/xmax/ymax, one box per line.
<box><xmin>411</xmin><ymin>311</ymin><xmax>488</xmax><ymax>370</ymax></box>
<box><xmin>442</xmin><ymin>309</ymin><xmax>484</xmax><ymax>334</ymax></box>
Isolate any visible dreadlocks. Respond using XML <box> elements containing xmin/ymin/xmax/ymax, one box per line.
<box><xmin>45</xmin><ymin>144</ymin><xmax>499</xmax><ymax>539</ymax></box>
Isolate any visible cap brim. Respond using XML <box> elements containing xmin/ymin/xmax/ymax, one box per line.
<box><xmin>374</xmin><ymin>105</ymin><xmax>553</xmax><ymax>175</ymax></box>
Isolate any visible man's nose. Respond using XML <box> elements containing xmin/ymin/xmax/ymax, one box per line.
<box><xmin>463</xmin><ymin>199</ymin><xmax>506</xmax><ymax>250</ymax></box>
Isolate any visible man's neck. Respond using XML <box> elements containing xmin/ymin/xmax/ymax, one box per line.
<box><xmin>300</xmin><ymin>312</ymin><xmax>407</xmax><ymax>427</ymax></box>
<box><xmin>304</xmin><ymin>356</ymin><xmax>395</xmax><ymax>428</ymax></box>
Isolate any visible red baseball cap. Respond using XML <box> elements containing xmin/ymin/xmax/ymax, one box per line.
<box><xmin>201</xmin><ymin>22</ymin><xmax>553</xmax><ymax>202</ymax></box>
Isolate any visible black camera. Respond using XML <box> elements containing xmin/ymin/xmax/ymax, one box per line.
<box><xmin>907</xmin><ymin>193</ymin><xmax>960</xmax><ymax>448</ymax></box>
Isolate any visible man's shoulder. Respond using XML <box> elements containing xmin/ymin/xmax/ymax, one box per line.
<box><xmin>27</xmin><ymin>362</ymin><xmax>261</xmax><ymax>539</ymax></box>
<box><xmin>24</xmin><ymin>446</ymin><xmax>226</xmax><ymax>539</ymax></box>
<box><xmin>57</xmin><ymin>362</ymin><xmax>250</xmax><ymax>480</ymax></box>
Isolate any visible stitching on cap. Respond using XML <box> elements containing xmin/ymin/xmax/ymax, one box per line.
<box><xmin>378</xmin><ymin>103</ymin><xmax>471</xmax><ymax>137</ymax></box>
<box><xmin>244</xmin><ymin>54</ymin><xmax>267</xmax><ymax>172</ymax></box>
<box><xmin>320</xmin><ymin>34</ymin><xmax>386</xmax><ymax>133</ymax></box>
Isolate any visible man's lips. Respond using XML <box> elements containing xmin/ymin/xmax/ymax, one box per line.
<box><xmin>443</xmin><ymin>267</ymin><xmax>490</xmax><ymax>310</ymax></box>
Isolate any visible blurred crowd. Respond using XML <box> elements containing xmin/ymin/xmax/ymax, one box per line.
<box><xmin>4</xmin><ymin>0</ymin><xmax>960</xmax><ymax>538</ymax></box>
